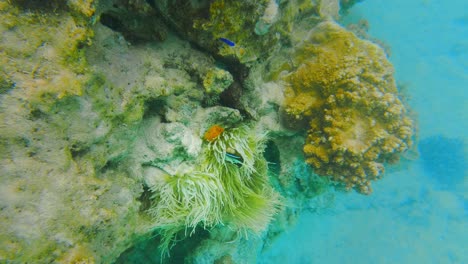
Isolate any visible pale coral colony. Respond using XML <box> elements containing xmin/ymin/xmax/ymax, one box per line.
<box><xmin>0</xmin><ymin>0</ymin><xmax>414</xmax><ymax>263</ymax></box>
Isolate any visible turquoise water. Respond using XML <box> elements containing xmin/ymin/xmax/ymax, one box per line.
<box><xmin>2</xmin><ymin>1</ymin><xmax>466</xmax><ymax>262</ymax></box>
<box><xmin>261</xmin><ymin>0</ymin><xmax>467</xmax><ymax>263</ymax></box>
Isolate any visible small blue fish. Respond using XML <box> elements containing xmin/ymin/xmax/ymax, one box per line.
<box><xmin>219</xmin><ymin>37</ymin><xmax>235</xmax><ymax>47</ymax></box>
<box><xmin>225</xmin><ymin>152</ymin><xmax>243</xmax><ymax>166</ymax></box>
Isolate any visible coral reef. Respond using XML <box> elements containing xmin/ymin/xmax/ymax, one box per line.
<box><xmin>99</xmin><ymin>0</ymin><xmax>168</xmax><ymax>43</ymax></box>
<box><xmin>203</xmin><ymin>67</ymin><xmax>234</xmax><ymax>95</ymax></box>
<box><xmin>193</xmin><ymin>0</ymin><xmax>271</xmax><ymax>62</ymax></box>
<box><xmin>0</xmin><ymin>0</ymin><xmax>250</xmax><ymax>261</ymax></box>
<box><xmin>0</xmin><ymin>0</ymin><xmax>416</xmax><ymax>262</ymax></box>
<box><xmin>203</xmin><ymin>67</ymin><xmax>234</xmax><ymax>105</ymax></box>
<box><xmin>150</xmin><ymin>0</ymin><xmax>328</xmax><ymax>64</ymax></box>
<box><xmin>283</xmin><ymin>22</ymin><xmax>414</xmax><ymax>194</ymax></box>
<box><xmin>0</xmin><ymin>0</ymin><xmax>94</xmax><ymax>104</ymax></box>
<box><xmin>254</xmin><ymin>0</ymin><xmax>279</xmax><ymax>35</ymax></box>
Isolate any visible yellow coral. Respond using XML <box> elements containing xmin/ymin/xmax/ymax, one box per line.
<box><xmin>203</xmin><ymin>68</ymin><xmax>234</xmax><ymax>95</ymax></box>
<box><xmin>68</xmin><ymin>0</ymin><xmax>95</xmax><ymax>17</ymax></box>
<box><xmin>284</xmin><ymin>22</ymin><xmax>414</xmax><ymax>194</ymax></box>
<box><xmin>57</xmin><ymin>245</ymin><xmax>95</xmax><ymax>264</ymax></box>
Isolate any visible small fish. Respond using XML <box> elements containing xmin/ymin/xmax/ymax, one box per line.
<box><xmin>225</xmin><ymin>152</ymin><xmax>243</xmax><ymax>166</ymax></box>
<box><xmin>219</xmin><ymin>37</ymin><xmax>235</xmax><ymax>47</ymax></box>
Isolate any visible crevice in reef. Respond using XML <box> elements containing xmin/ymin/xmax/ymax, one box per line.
<box><xmin>264</xmin><ymin>140</ymin><xmax>282</xmax><ymax>176</ymax></box>
<box><xmin>69</xmin><ymin>143</ymin><xmax>90</xmax><ymax>160</ymax></box>
<box><xmin>143</xmin><ymin>97</ymin><xmax>168</xmax><ymax>121</ymax></box>
<box><xmin>100</xmin><ymin>154</ymin><xmax>126</xmax><ymax>173</ymax></box>
<box><xmin>115</xmin><ymin>227</ymin><xmax>211</xmax><ymax>264</ymax></box>
<box><xmin>99</xmin><ymin>7</ymin><xmax>168</xmax><ymax>43</ymax></box>
<box><xmin>137</xmin><ymin>184</ymin><xmax>152</xmax><ymax>212</ymax></box>
<box><xmin>99</xmin><ymin>12</ymin><xmax>125</xmax><ymax>34</ymax></box>
<box><xmin>9</xmin><ymin>0</ymin><xmax>67</xmax><ymax>11</ymax></box>
<box><xmin>218</xmin><ymin>80</ymin><xmax>254</xmax><ymax>120</ymax></box>
<box><xmin>167</xmin><ymin>228</ymin><xmax>211</xmax><ymax>264</ymax></box>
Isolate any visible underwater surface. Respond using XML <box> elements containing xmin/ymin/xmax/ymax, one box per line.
<box><xmin>0</xmin><ymin>0</ymin><xmax>466</xmax><ymax>263</ymax></box>
<box><xmin>261</xmin><ymin>0</ymin><xmax>468</xmax><ymax>263</ymax></box>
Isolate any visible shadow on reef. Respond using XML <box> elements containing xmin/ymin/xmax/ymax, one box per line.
<box><xmin>419</xmin><ymin>135</ymin><xmax>467</xmax><ymax>189</ymax></box>
<box><xmin>115</xmin><ymin>228</ymin><xmax>210</xmax><ymax>264</ymax></box>
<box><xmin>263</xmin><ymin>140</ymin><xmax>282</xmax><ymax>176</ymax></box>
<box><xmin>98</xmin><ymin>0</ymin><xmax>168</xmax><ymax>43</ymax></box>
<box><xmin>8</xmin><ymin>0</ymin><xmax>67</xmax><ymax>11</ymax></box>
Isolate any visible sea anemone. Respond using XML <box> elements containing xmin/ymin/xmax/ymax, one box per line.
<box><xmin>149</xmin><ymin>125</ymin><xmax>281</xmax><ymax>253</ymax></box>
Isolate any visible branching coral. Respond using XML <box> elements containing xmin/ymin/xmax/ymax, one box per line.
<box><xmin>284</xmin><ymin>22</ymin><xmax>414</xmax><ymax>194</ymax></box>
<box><xmin>148</xmin><ymin>125</ymin><xmax>281</xmax><ymax>251</ymax></box>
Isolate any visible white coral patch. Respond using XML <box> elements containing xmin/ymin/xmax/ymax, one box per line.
<box><xmin>181</xmin><ymin>129</ymin><xmax>202</xmax><ymax>158</ymax></box>
<box><xmin>262</xmin><ymin>0</ymin><xmax>279</xmax><ymax>24</ymax></box>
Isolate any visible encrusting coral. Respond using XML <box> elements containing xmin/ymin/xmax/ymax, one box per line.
<box><xmin>0</xmin><ymin>0</ymin><xmax>94</xmax><ymax>104</ymax></box>
<box><xmin>203</xmin><ymin>68</ymin><xmax>234</xmax><ymax>95</ymax></box>
<box><xmin>284</xmin><ymin>22</ymin><xmax>414</xmax><ymax>194</ymax></box>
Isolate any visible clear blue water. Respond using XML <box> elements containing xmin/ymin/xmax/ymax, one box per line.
<box><xmin>260</xmin><ymin>0</ymin><xmax>468</xmax><ymax>263</ymax></box>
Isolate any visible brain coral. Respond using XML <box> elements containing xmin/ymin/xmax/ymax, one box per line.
<box><xmin>284</xmin><ymin>22</ymin><xmax>414</xmax><ymax>194</ymax></box>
